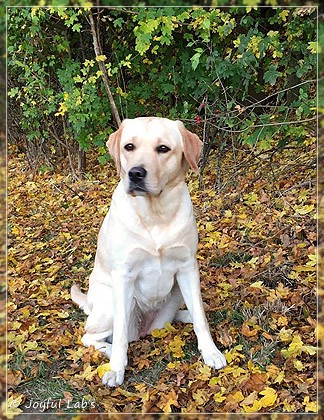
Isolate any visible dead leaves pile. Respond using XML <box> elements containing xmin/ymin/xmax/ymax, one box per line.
<box><xmin>6</xmin><ymin>141</ymin><xmax>318</xmax><ymax>415</ymax></box>
<box><xmin>0</xmin><ymin>140</ymin><xmax>6</xmax><ymax>414</ymax></box>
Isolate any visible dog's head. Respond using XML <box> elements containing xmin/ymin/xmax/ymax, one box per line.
<box><xmin>107</xmin><ymin>117</ymin><xmax>202</xmax><ymax>197</ymax></box>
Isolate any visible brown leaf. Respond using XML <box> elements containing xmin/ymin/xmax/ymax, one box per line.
<box><xmin>157</xmin><ymin>388</ymin><xmax>179</xmax><ymax>413</ymax></box>
<box><xmin>242</xmin><ymin>372</ymin><xmax>268</xmax><ymax>393</ymax></box>
<box><xmin>242</xmin><ymin>322</ymin><xmax>260</xmax><ymax>337</ymax></box>
<box><xmin>7</xmin><ymin>371</ymin><xmax>23</xmax><ymax>388</ymax></box>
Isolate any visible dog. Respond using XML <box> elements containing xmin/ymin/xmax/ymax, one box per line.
<box><xmin>71</xmin><ymin>117</ymin><xmax>227</xmax><ymax>387</ymax></box>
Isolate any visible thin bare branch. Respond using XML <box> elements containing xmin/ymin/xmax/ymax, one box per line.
<box><xmin>88</xmin><ymin>10</ymin><xmax>121</xmax><ymax>128</ymax></box>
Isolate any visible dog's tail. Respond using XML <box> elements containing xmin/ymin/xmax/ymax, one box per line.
<box><xmin>71</xmin><ymin>284</ymin><xmax>90</xmax><ymax>315</ymax></box>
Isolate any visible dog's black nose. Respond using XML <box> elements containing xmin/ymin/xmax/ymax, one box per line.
<box><xmin>128</xmin><ymin>166</ymin><xmax>147</xmax><ymax>182</ymax></box>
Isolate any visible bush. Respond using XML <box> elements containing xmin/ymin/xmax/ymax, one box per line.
<box><xmin>7</xmin><ymin>6</ymin><xmax>317</xmax><ymax>175</ymax></box>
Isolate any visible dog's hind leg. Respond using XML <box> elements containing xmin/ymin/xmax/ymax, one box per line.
<box><xmin>175</xmin><ymin>309</ymin><xmax>192</xmax><ymax>323</ymax></box>
<box><xmin>147</xmin><ymin>283</ymin><xmax>184</xmax><ymax>333</ymax></box>
<box><xmin>81</xmin><ymin>291</ymin><xmax>114</xmax><ymax>358</ymax></box>
<box><xmin>82</xmin><ymin>331</ymin><xmax>112</xmax><ymax>358</ymax></box>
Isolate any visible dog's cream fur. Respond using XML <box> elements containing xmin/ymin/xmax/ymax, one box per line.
<box><xmin>71</xmin><ymin>117</ymin><xmax>226</xmax><ymax>387</ymax></box>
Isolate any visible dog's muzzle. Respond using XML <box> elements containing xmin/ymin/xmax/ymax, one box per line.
<box><xmin>128</xmin><ymin>166</ymin><xmax>148</xmax><ymax>195</ymax></box>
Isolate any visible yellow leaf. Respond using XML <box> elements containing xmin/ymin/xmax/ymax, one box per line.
<box><xmin>225</xmin><ymin>345</ymin><xmax>244</xmax><ymax>363</ymax></box>
<box><xmin>279</xmin><ymin>10</ymin><xmax>290</xmax><ymax>22</ymax></box>
<box><xmin>273</xmin><ymin>370</ymin><xmax>284</xmax><ymax>384</ymax></box>
<box><xmin>223</xmin><ymin>365</ymin><xmax>246</xmax><ymax>378</ymax></box>
<box><xmin>243</xmin><ymin>399</ymin><xmax>262</xmax><ymax>412</ymax></box>
<box><xmin>55</xmin><ymin>102</ymin><xmax>68</xmax><ymax>116</ymax></box>
<box><xmin>96</xmin><ymin>363</ymin><xmax>111</xmax><ymax>379</ymax></box>
<box><xmin>278</xmin><ymin>328</ymin><xmax>293</xmax><ymax>343</ymax></box>
<box><xmin>281</xmin><ymin>334</ymin><xmax>317</xmax><ymax>358</ymax></box>
<box><xmin>66</xmin><ymin>347</ymin><xmax>86</xmax><ymax>363</ymax></box>
<box><xmin>20</xmin><ymin>307</ymin><xmax>30</xmax><ymax>317</ymax></box>
<box><xmin>293</xmin><ymin>265</ymin><xmax>316</xmax><ymax>272</ymax></box>
<box><xmin>167</xmin><ymin>361</ymin><xmax>180</xmax><ymax>369</ymax></box>
<box><xmin>294</xmin><ymin>204</ymin><xmax>314</xmax><ymax>215</ymax></box>
<box><xmin>193</xmin><ymin>389</ymin><xmax>209</xmax><ymax>405</ymax></box>
<box><xmin>293</xmin><ymin>359</ymin><xmax>304</xmax><ymax>371</ymax></box>
<box><xmin>283</xmin><ymin>398</ymin><xmax>296</xmax><ymax>412</ymax></box>
<box><xmin>248</xmin><ymin>256</ymin><xmax>259</xmax><ymax>268</ymax></box>
<box><xmin>28</xmin><ymin>323</ymin><xmax>37</xmax><ymax>333</ymax></box>
<box><xmin>277</xmin><ymin>315</ymin><xmax>288</xmax><ymax>326</ymax></box>
<box><xmin>276</xmin><ymin>282</ymin><xmax>290</xmax><ymax>298</ymax></box>
<box><xmin>4</xmin><ymin>395</ymin><xmax>24</xmax><ymax>419</ymax></box>
<box><xmin>77</xmin><ymin>365</ymin><xmax>97</xmax><ymax>381</ymax></box>
<box><xmin>306</xmin><ymin>254</ymin><xmax>316</xmax><ymax>267</ymax></box>
<box><xmin>23</xmin><ymin>341</ymin><xmax>38</xmax><ymax>351</ymax></box>
<box><xmin>305</xmin><ymin>399</ymin><xmax>317</xmax><ymax>413</ymax></box>
<box><xmin>281</xmin><ymin>334</ymin><xmax>303</xmax><ymax>358</ymax></box>
<box><xmin>151</xmin><ymin>328</ymin><xmax>167</xmax><ymax>338</ymax></box>
<box><xmin>233</xmin><ymin>390</ymin><xmax>244</xmax><ymax>403</ymax></box>
<box><xmin>12</xmin><ymin>226</ymin><xmax>22</xmax><ymax>236</ymax></box>
<box><xmin>209</xmin><ymin>376</ymin><xmax>221</xmax><ymax>386</ymax></box>
<box><xmin>166</xmin><ymin>335</ymin><xmax>185</xmax><ymax>358</ymax></box>
<box><xmin>259</xmin><ymin>387</ymin><xmax>277</xmax><ymax>408</ymax></box>
<box><xmin>164</xmin><ymin>322</ymin><xmax>176</xmax><ymax>332</ymax></box>
<box><xmin>214</xmin><ymin>391</ymin><xmax>226</xmax><ymax>403</ymax></box>
<box><xmin>244</xmin><ymin>192</ymin><xmax>260</xmax><ymax>205</ymax></box>
<box><xmin>10</xmin><ymin>321</ymin><xmax>21</xmax><ymax>331</ymax></box>
<box><xmin>57</xmin><ymin>310</ymin><xmax>70</xmax><ymax>319</ymax></box>
<box><xmin>196</xmin><ymin>364</ymin><xmax>211</xmax><ymax>381</ymax></box>
<box><xmin>96</xmin><ymin>55</ymin><xmax>107</xmax><ymax>62</ymax></box>
<box><xmin>149</xmin><ymin>348</ymin><xmax>161</xmax><ymax>357</ymax></box>
<box><xmin>116</xmin><ymin>86</ymin><xmax>127</xmax><ymax>97</ymax></box>
<box><xmin>302</xmin><ymin>344</ymin><xmax>317</xmax><ymax>355</ymax></box>
<box><xmin>303</xmin><ymin>395</ymin><xmax>318</xmax><ymax>412</ymax></box>
<box><xmin>250</xmin><ymin>281</ymin><xmax>263</xmax><ymax>289</ymax></box>
<box><xmin>247</xmin><ymin>359</ymin><xmax>261</xmax><ymax>373</ymax></box>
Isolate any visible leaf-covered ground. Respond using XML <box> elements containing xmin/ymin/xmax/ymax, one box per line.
<box><xmin>0</xmin><ymin>137</ymin><xmax>6</xmax><ymax>414</ymax></box>
<box><xmin>6</xmin><ymin>140</ymin><xmax>317</xmax><ymax>415</ymax></box>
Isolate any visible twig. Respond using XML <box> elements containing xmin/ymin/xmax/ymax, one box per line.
<box><xmin>88</xmin><ymin>10</ymin><xmax>121</xmax><ymax>128</ymax></box>
<box><xmin>206</xmin><ymin>116</ymin><xmax>317</xmax><ymax>134</ymax></box>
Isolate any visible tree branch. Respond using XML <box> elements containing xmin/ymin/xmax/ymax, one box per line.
<box><xmin>88</xmin><ymin>10</ymin><xmax>121</xmax><ymax>128</ymax></box>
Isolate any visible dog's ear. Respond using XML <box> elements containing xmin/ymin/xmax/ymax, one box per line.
<box><xmin>106</xmin><ymin>124</ymin><xmax>123</xmax><ymax>175</ymax></box>
<box><xmin>176</xmin><ymin>121</ymin><xmax>202</xmax><ymax>172</ymax></box>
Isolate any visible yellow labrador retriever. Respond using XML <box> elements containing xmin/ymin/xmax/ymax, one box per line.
<box><xmin>71</xmin><ymin>117</ymin><xmax>226</xmax><ymax>387</ymax></box>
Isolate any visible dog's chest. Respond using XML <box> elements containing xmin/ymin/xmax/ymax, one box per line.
<box><xmin>132</xmin><ymin>247</ymin><xmax>187</xmax><ymax>311</ymax></box>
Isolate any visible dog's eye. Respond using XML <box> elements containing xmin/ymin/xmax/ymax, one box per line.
<box><xmin>156</xmin><ymin>145</ymin><xmax>170</xmax><ymax>154</ymax></box>
<box><xmin>124</xmin><ymin>143</ymin><xmax>135</xmax><ymax>151</ymax></box>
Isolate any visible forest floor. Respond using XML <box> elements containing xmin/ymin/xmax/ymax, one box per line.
<box><xmin>5</xmin><ymin>138</ymin><xmax>319</xmax><ymax>416</ymax></box>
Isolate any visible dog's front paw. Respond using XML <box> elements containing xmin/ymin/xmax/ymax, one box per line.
<box><xmin>202</xmin><ymin>347</ymin><xmax>227</xmax><ymax>370</ymax></box>
<box><xmin>102</xmin><ymin>369</ymin><xmax>125</xmax><ymax>387</ymax></box>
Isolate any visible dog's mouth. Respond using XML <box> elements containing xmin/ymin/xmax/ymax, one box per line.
<box><xmin>128</xmin><ymin>185</ymin><xmax>149</xmax><ymax>196</ymax></box>
<box><xmin>127</xmin><ymin>182</ymin><xmax>162</xmax><ymax>197</ymax></box>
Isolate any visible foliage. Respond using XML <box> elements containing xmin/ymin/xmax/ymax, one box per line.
<box><xmin>7</xmin><ymin>7</ymin><xmax>114</xmax><ymax>170</ymax></box>
<box><xmin>6</xmin><ymin>138</ymin><xmax>317</xmax><ymax>414</ymax></box>
<box><xmin>7</xmin><ymin>6</ymin><xmax>317</xmax><ymax>173</ymax></box>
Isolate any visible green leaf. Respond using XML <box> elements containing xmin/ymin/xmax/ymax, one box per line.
<box><xmin>190</xmin><ymin>48</ymin><xmax>203</xmax><ymax>71</ymax></box>
<box><xmin>264</xmin><ymin>65</ymin><xmax>281</xmax><ymax>86</ymax></box>
<box><xmin>114</xmin><ymin>17</ymin><xmax>124</xmax><ymax>28</ymax></box>
<box><xmin>307</xmin><ymin>41</ymin><xmax>320</xmax><ymax>54</ymax></box>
